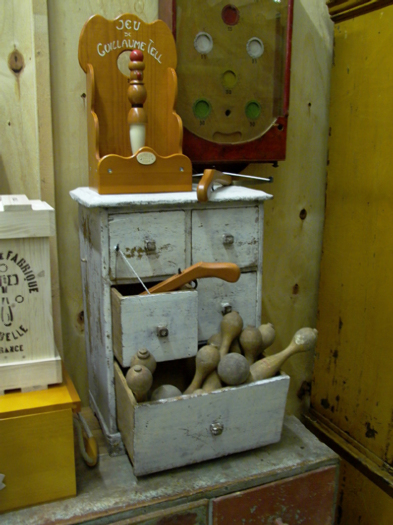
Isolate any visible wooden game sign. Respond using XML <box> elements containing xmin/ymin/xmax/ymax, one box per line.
<box><xmin>78</xmin><ymin>14</ymin><xmax>192</xmax><ymax>195</ymax></box>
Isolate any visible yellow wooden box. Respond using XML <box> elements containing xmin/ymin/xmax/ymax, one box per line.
<box><xmin>0</xmin><ymin>369</ymin><xmax>80</xmax><ymax>513</ymax></box>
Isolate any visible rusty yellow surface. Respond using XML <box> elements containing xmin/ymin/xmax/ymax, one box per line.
<box><xmin>311</xmin><ymin>3</ymin><xmax>393</xmax><ymax>480</ymax></box>
<box><xmin>336</xmin><ymin>460</ymin><xmax>393</xmax><ymax>525</ymax></box>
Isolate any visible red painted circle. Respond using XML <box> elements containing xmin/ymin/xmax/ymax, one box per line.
<box><xmin>130</xmin><ymin>49</ymin><xmax>144</xmax><ymax>61</ymax></box>
<box><xmin>221</xmin><ymin>4</ymin><xmax>240</xmax><ymax>26</ymax></box>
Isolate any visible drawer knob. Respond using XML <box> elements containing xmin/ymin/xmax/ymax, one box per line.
<box><xmin>221</xmin><ymin>302</ymin><xmax>232</xmax><ymax>315</ymax></box>
<box><xmin>144</xmin><ymin>239</ymin><xmax>156</xmax><ymax>252</ymax></box>
<box><xmin>210</xmin><ymin>422</ymin><xmax>224</xmax><ymax>436</ymax></box>
<box><xmin>222</xmin><ymin>233</ymin><xmax>234</xmax><ymax>245</ymax></box>
<box><xmin>156</xmin><ymin>325</ymin><xmax>169</xmax><ymax>338</ymax></box>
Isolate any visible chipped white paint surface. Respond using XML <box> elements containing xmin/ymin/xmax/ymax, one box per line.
<box><xmin>191</xmin><ymin>206</ymin><xmax>259</xmax><ymax>269</ymax></box>
<box><xmin>111</xmin><ymin>288</ymin><xmax>198</xmax><ymax>365</ymax></box>
<box><xmin>70</xmin><ymin>185</ymin><xmax>273</xmax><ymax>208</ymax></box>
<box><xmin>109</xmin><ymin>210</ymin><xmax>187</xmax><ymax>280</ymax></box>
<box><xmin>197</xmin><ymin>273</ymin><xmax>258</xmax><ymax>341</ymax></box>
<box><xmin>115</xmin><ymin>361</ymin><xmax>290</xmax><ymax>476</ymax></box>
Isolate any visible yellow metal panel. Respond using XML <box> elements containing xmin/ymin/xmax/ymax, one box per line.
<box><xmin>311</xmin><ymin>5</ymin><xmax>393</xmax><ymax>471</ymax></box>
<box><xmin>336</xmin><ymin>460</ymin><xmax>393</xmax><ymax>524</ymax></box>
<box><xmin>0</xmin><ymin>408</ymin><xmax>75</xmax><ymax>512</ymax></box>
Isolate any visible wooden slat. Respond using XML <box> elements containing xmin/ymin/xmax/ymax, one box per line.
<box><xmin>327</xmin><ymin>0</ymin><xmax>393</xmax><ymax>21</ymax></box>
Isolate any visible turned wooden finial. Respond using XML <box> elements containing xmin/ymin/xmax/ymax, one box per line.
<box><xmin>127</xmin><ymin>49</ymin><xmax>147</xmax><ymax>154</ymax></box>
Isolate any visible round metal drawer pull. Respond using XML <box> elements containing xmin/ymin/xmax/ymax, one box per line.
<box><xmin>144</xmin><ymin>239</ymin><xmax>156</xmax><ymax>252</ymax></box>
<box><xmin>210</xmin><ymin>422</ymin><xmax>224</xmax><ymax>436</ymax></box>
<box><xmin>156</xmin><ymin>325</ymin><xmax>169</xmax><ymax>338</ymax></box>
<box><xmin>222</xmin><ymin>234</ymin><xmax>234</xmax><ymax>245</ymax></box>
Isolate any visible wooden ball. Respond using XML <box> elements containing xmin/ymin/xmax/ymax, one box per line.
<box><xmin>150</xmin><ymin>384</ymin><xmax>182</xmax><ymax>401</ymax></box>
<box><xmin>130</xmin><ymin>49</ymin><xmax>144</xmax><ymax>61</ymax></box>
<box><xmin>217</xmin><ymin>353</ymin><xmax>250</xmax><ymax>386</ymax></box>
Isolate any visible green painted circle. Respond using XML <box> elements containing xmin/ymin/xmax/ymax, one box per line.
<box><xmin>245</xmin><ymin>101</ymin><xmax>261</xmax><ymax>120</ymax></box>
<box><xmin>193</xmin><ymin>99</ymin><xmax>212</xmax><ymax>119</ymax></box>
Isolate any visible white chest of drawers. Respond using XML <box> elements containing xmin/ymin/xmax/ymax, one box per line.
<box><xmin>70</xmin><ymin>186</ymin><xmax>272</xmax><ymax>455</ymax></box>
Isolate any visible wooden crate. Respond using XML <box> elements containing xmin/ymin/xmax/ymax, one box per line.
<box><xmin>111</xmin><ymin>285</ymin><xmax>198</xmax><ymax>366</ymax></box>
<box><xmin>114</xmin><ymin>361</ymin><xmax>290</xmax><ymax>476</ymax></box>
<box><xmin>0</xmin><ymin>195</ymin><xmax>61</xmax><ymax>393</ymax></box>
<box><xmin>0</xmin><ymin>368</ymin><xmax>80</xmax><ymax>512</ymax></box>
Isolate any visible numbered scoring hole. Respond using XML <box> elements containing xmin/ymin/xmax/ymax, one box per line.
<box><xmin>246</xmin><ymin>37</ymin><xmax>264</xmax><ymax>59</ymax></box>
<box><xmin>221</xmin><ymin>4</ymin><xmax>240</xmax><ymax>26</ymax></box>
<box><xmin>194</xmin><ymin>32</ymin><xmax>213</xmax><ymax>54</ymax></box>
<box><xmin>245</xmin><ymin>101</ymin><xmax>262</xmax><ymax>120</ymax></box>
<box><xmin>193</xmin><ymin>99</ymin><xmax>212</xmax><ymax>120</ymax></box>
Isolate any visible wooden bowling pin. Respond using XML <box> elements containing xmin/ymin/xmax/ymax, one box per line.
<box><xmin>150</xmin><ymin>384</ymin><xmax>182</xmax><ymax>401</ymax></box>
<box><xmin>219</xmin><ymin>311</ymin><xmax>243</xmax><ymax>358</ymax></box>
<box><xmin>127</xmin><ymin>49</ymin><xmax>147</xmax><ymax>154</ymax></box>
<box><xmin>208</xmin><ymin>332</ymin><xmax>221</xmax><ymax>348</ymax></box>
<box><xmin>202</xmin><ymin>370</ymin><xmax>223</xmax><ymax>393</ymax></box>
<box><xmin>125</xmin><ymin>364</ymin><xmax>153</xmax><ymax>402</ymax></box>
<box><xmin>217</xmin><ymin>353</ymin><xmax>250</xmax><ymax>386</ymax></box>
<box><xmin>130</xmin><ymin>348</ymin><xmax>156</xmax><ymax>374</ymax></box>
<box><xmin>249</xmin><ymin>327</ymin><xmax>318</xmax><ymax>382</ymax></box>
<box><xmin>208</xmin><ymin>333</ymin><xmax>241</xmax><ymax>354</ymax></box>
<box><xmin>184</xmin><ymin>345</ymin><xmax>220</xmax><ymax>394</ymax></box>
<box><xmin>239</xmin><ymin>325</ymin><xmax>264</xmax><ymax>364</ymax></box>
<box><xmin>258</xmin><ymin>322</ymin><xmax>276</xmax><ymax>352</ymax></box>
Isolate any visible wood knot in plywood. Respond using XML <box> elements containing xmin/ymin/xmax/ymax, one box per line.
<box><xmin>8</xmin><ymin>49</ymin><xmax>25</xmax><ymax>75</ymax></box>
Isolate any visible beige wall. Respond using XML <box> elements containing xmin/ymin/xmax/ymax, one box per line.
<box><xmin>0</xmin><ymin>1</ymin><xmax>333</xmax><ymax>413</ymax></box>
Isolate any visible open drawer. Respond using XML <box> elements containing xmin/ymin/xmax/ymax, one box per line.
<box><xmin>111</xmin><ymin>284</ymin><xmax>198</xmax><ymax>366</ymax></box>
<box><xmin>114</xmin><ymin>361</ymin><xmax>290</xmax><ymax>476</ymax></box>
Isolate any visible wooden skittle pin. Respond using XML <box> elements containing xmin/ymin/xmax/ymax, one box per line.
<box><xmin>127</xmin><ymin>49</ymin><xmax>147</xmax><ymax>154</ymax></box>
<box><xmin>125</xmin><ymin>364</ymin><xmax>153</xmax><ymax>402</ymax></box>
<box><xmin>218</xmin><ymin>311</ymin><xmax>243</xmax><ymax>358</ymax></box>
<box><xmin>239</xmin><ymin>325</ymin><xmax>264</xmax><ymax>364</ymax></box>
<box><xmin>248</xmin><ymin>327</ymin><xmax>318</xmax><ymax>382</ymax></box>
<box><xmin>184</xmin><ymin>345</ymin><xmax>220</xmax><ymax>394</ymax></box>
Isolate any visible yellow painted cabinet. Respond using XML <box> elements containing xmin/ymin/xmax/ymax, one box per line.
<box><xmin>308</xmin><ymin>3</ymin><xmax>393</xmax><ymax>523</ymax></box>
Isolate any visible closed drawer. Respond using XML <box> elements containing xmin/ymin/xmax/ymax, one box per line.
<box><xmin>212</xmin><ymin>465</ymin><xmax>337</xmax><ymax>524</ymax></box>
<box><xmin>109</xmin><ymin>211</ymin><xmax>186</xmax><ymax>281</ymax></box>
<box><xmin>111</xmin><ymin>284</ymin><xmax>198</xmax><ymax>366</ymax></box>
<box><xmin>192</xmin><ymin>207</ymin><xmax>259</xmax><ymax>269</ymax></box>
<box><xmin>197</xmin><ymin>272</ymin><xmax>258</xmax><ymax>341</ymax></box>
<box><xmin>114</xmin><ymin>361</ymin><xmax>290</xmax><ymax>476</ymax></box>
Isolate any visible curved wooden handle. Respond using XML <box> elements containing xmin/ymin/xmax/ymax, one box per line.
<box><xmin>140</xmin><ymin>261</ymin><xmax>241</xmax><ymax>295</ymax></box>
<box><xmin>197</xmin><ymin>169</ymin><xmax>232</xmax><ymax>202</ymax></box>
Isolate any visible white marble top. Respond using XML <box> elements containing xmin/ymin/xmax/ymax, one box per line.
<box><xmin>69</xmin><ymin>185</ymin><xmax>273</xmax><ymax>208</ymax></box>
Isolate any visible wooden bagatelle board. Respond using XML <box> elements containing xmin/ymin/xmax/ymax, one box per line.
<box><xmin>0</xmin><ymin>196</ymin><xmax>61</xmax><ymax>393</ymax></box>
<box><xmin>78</xmin><ymin>13</ymin><xmax>192</xmax><ymax>194</ymax></box>
<box><xmin>160</xmin><ymin>0</ymin><xmax>294</xmax><ymax>164</ymax></box>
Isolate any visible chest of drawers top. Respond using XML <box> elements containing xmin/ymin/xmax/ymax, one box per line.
<box><xmin>70</xmin><ymin>186</ymin><xmax>272</xmax><ymax>210</ymax></box>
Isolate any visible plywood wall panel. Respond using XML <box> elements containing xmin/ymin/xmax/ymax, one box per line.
<box><xmin>248</xmin><ymin>0</ymin><xmax>333</xmax><ymax>417</ymax></box>
<box><xmin>48</xmin><ymin>1</ymin><xmax>159</xmax><ymax>403</ymax></box>
<box><xmin>0</xmin><ymin>0</ymin><xmax>62</xmax><ymax>355</ymax></box>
